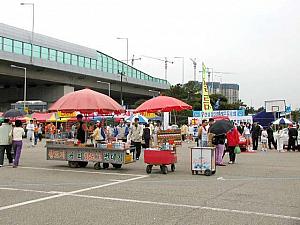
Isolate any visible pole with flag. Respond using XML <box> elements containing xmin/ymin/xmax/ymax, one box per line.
<box><xmin>202</xmin><ymin>62</ymin><xmax>213</xmax><ymax>112</ymax></box>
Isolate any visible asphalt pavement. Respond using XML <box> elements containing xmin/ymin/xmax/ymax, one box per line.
<box><xmin>0</xmin><ymin>139</ymin><xmax>299</xmax><ymax>225</ymax></box>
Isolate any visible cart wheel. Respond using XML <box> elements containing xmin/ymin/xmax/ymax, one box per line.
<box><xmin>212</xmin><ymin>170</ymin><xmax>216</xmax><ymax>175</ymax></box>
<box><xmin>204</xmin><ymin>169</ymin><xmax>212</xmax><ymax>176</ymax></box>
<box><xmin>94</xmin><ymin>162</ymin><xmax>101</xmax><ymax>170</ymax></box>
<box><xmin>171</xmin><ymin>164</ymin><xmax>175</xmax><ymax>172</ymax></box>
<box><xmin>68</xmin><ymin>161</ymin><xmax>79</xmax><ymax>168</ymax></box>
<box><xmin>195</xmin><ymin>171</ymin><xmax>199</xmax><ymax>175</ymax></box>
<box><xmin>78</xmin><ymin>161</ymin><xmax>88</xmax><ymax>168</ymax></box>
<box><xmin>103</xmin><ymin>163</ymin><xmax>109</xmax><ymax>169</ymax></box>
<box><xmin>112</xmin><ymin>164</ymin><xmax>122</xmax><ymax>169</ymax></box>
<box><xmin>161</xmin><ymin>165</ymin><xmax>168</xmax><ymax>174</ymax></box>
<box><xmin>146</xmin><ymin>165</ymin><xmax>152</xmax><ymax>174</ymax></box>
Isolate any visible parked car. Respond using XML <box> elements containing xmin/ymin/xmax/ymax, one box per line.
<box><xmin>238</xmin><ymin>133</ymin><xmax>247</xmax><ymax>150</ymax></box>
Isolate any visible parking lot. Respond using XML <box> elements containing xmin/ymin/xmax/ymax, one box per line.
<box><xmin>0</xmin><ymin>140</ymin><xmax>299</xmax><ymax>225</ymax></box>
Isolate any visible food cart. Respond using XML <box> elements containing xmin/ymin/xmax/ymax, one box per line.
<box><xmin>134</xmin><ymin>95</ymin><xmax>192</xmax><ymax>174</ymax></box>
<box><xmin>190</xmin><ymin>147</ymin><xmax>216</xmax><ymax>176</ymax></box>
<box><xmin>46</xmin><ymin>88</ymin><xmax>133</xmax><ymax>170</ymax></box>
<box><xmin>46</xmin><ymin>139</ymin><xmax>135</xmax><ymax>169</ymax></box>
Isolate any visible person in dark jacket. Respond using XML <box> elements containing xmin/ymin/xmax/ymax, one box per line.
<box><xmin>287</xmin><ymin>125</ymin><xmax>298</xmax><ymax>151</ymax></box>
<box><xmin>251</xmin><ymin>122</ymin><xmax>261</xmax><ymax>150</ymax></box>
<box><xmin>266</xmin><ymin>124</ymin><xmax>277</xmax><ymax>149</ymax></box>
<box><xmin>237</xmin><ymin>122</ymin><xmax>245</xmax><ymax>135</ymax></box>
<box><xmin>142</xmin><ymin>124</ymin><xmax>151</xmax><ymax>148</ymax></box>
<box><xmin>76</xmin><ymin>114</ymin><xmax>86</xmax><ymax>144</ymax></box>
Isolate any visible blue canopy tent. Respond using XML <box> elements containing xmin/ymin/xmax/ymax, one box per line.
<box><xmin>252</xmin><ymin>110</ymin><xmax>277</xmax><ymax>128</ymax></box>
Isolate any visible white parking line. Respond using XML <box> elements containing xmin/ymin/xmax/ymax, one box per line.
<box><xmin>0</xmin><ymin>175</ymin><xmax>147</xmax><ymax>212</ymax></box>
<box><xmin>217</xmin><ymin>177</ymin><xmax>300</xmax><ymax>181</ymax></box>
<box><xmin>20</xmin><ymin>166</ymin><xmax>146</xmax><ymax>177</ymax></box>
<box><xmin>1</xmin><ymin>187</ymin><xmax>299</xmax><ymax>221</ymax></box>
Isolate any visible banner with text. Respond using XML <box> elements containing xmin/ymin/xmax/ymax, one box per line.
<box><xmin>193</xmin><ymin>109</ymin><xmax>245</xmax><ymax>118</ymax></box>
<box><xmin>201</xmin><ymin>62</ymin><xmax>213</xmax><ymax>112</ymax></box>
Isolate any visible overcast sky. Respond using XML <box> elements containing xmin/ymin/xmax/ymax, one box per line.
<box><xmin>1</xmin><ymin>0</ymin><xmax>299</xmax><ymax>109</ymax></box>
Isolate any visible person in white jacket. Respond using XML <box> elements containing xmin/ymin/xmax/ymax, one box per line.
<box><xmin>276</xmin><ymin>127</ymin><xmax>285</xmax><ymax>152</ymax></box>
<box><xmin>128</xmin><ymin>118</ymin><xmax>143</xmax><ymax>160</ymax></box>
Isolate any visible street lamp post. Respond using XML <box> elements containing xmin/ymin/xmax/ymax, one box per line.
<box><xmin>20</xmin><ymin>2</ymin><xmax>34</xmax><ymax>63</ymax></box>
<box><xmin>11</xmin><ymin>65</ymin><xmax>27</xmax><ymax>111</ymax></box>
<box><xmin>97</xmin><ymin>81</ymin><xmax>111</xmax><ymax>97</ymax></box>
<box><xmin>118</xmin><ymin>71</ymin><xmax>126</xmax><ymax>106</ymax></box>
<box><xmin>117</xmin><ymin>37</ymin><xmax>129</xmax><ymax>65</ymax></box>
<box><xmin>175</xmin><ymin>57</ymin><xmax>185</xmax><ymax>84</ymax></box>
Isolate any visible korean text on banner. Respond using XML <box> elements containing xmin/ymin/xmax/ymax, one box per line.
<box><xmin>202</xmin><ymin>63</ymin><xmax>213</xmax><ymax>112</ymax></box>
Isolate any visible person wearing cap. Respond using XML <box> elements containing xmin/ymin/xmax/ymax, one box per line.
<box><xmin>90</xmin><ymin>121</ymin><xmax>106</xmax><ymax>145</ymax></box>
<box><xmin>0</xmin><ymin>118</ymin><xmax>13</xmax><ymax>167</ymax></box>
<box><xmin>128</xmin><ymin>118</ymin><xmax>143</xmax><ymax>160</ymax></box>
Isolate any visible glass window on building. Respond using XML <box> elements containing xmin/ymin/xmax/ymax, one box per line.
<box><xmin>102</xmin><ymin>55</ymin><xmax>108</xmax><ymax>72</ymax></box>
<box><xmin>84</xmin><ymin>57</ymin><xmax>91</xmax><ymax>68</ymax></box>
<box><xmin>107</xmin><ymin>57</ymin><xmax>113</xmax><ymax>73</ymax></box>
<box><xmin>3</xmin><ymin>38</ymin><xmax>13</xmax><ymax>52</ymax></box>
<box><xmin>91</xmin><ymin>59</ymin><xmax>96</xmax><ymax>69</ymax></box>
<box><xmin>49</xmin><ymin>49</ymin><xmax>56</xmax><ymax>61</ymax></box>
<box><xmin>136</xmin><ymin>71</ymin><xmax>141</xmax><ymax>79</ymax></box>
<box><xmin>127</xmin><ymin>67</ymin><xmax>133</xmax><ymax>77</ymax></box>
<box><xmin>113</xmin><ymin>59</ymin><xmax>118</xmax><ymax>73</ymax></box>
<box><xmin>41</xmin><ymin>47</ymin><xmax>49</xmax><ymax>59</ymax></box>
<box><xmin>96</xmin><ymin>59</ymin><xmax>102</xmax><ymax>71</ymax></box>
<box><xmin>0</xmin><ymin>37</ymin><xmax>2</xmax><ymax>51</ymax></box>
<box><xmin>118</xmin><ymin>61</ymin><xmax>123</xmax><ymax>73</ymax></box>
<box><xmin>71</xmin><ymin>54</ymin><xmax>78</xmax><ymax>66</ymax></box>
<box><xmin>64</xmin><ymin>53</ymin><xmax>71</xmax><ymax>64</ymax></box>
<box><xmin>13</xmin><ymin>40</ymin><xmax>23</xmax><ymax>54</ymax></box>
<box><xmin>33</xmin><ymin>45</ymin><xmax>41</xmax><ymax>58</ymax></box>
<box><xmin>132</xmin><ymin>68</ymin><xmax>137</xmax><ymax>79</ymax></box>
<box><xmin>57</xmin><ymin>51</ymin><xmax>64</xmax><ymax>63</ymax></box>
<box><xmin>78</xmin><ymin>56</ymin><xmax>84</xmax><ymax>67</ymax></box>
<box><xmin>23</xmin><ymin>43</ymin><xmax>31</xmax><ymax>56</ymax></box>
<box><xmin>123</xmin><ymin>64</ymin><xmax>128</xmax><ymax>75</ymax></box>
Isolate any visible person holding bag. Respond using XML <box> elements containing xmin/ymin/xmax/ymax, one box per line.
<box><xmin>226</xmin><ymin>126</ymin><xmax>240</xmax><ymax>164</ymax></box>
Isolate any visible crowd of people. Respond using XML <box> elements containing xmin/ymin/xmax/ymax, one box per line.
<box><xmin>1</xmin><ymin>114</ymin><xmax>299</xmax><ymax>168</ymax></box>
<box><xmin>180</xmin><ymin>120</ymin><xmax>300</xmax><ymax>166</ymax></box>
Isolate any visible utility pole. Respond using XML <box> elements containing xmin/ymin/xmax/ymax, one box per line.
<box><xmin>190</xmin><ymin>58</ymin><xmax>197</xmax><ymax>81</ymax></box>
<box><xmin>131</xmin><ymin>54</ymin><xmax>141</xmax><ymax>66</ymax></box>
<box><xmin>118</xmin><ymin>71</ymin><xmax>126</xmax><ymax>106</ymax></box>
<box><xmin>141</xmin><ymin>55</ymin><xmax>174</xmax><ymax>80</ymax></box>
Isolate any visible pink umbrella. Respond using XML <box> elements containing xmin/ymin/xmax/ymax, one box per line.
<box><xmin>49</xmin><ymin>88</ymin><xmax>124</xmax><ymax>114</ymax></box>
<box><xmin>134</xmin><ymin>96</ymin><xmax>192</xmax><ymax>113</ymax></box>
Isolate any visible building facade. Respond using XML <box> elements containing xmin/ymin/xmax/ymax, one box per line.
<box><xmin>205</xmin><ymin>82</ymin><xmax>239</xmax><ymax>104</ymax></box>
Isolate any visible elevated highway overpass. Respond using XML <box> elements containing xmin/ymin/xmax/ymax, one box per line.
<box><xmin>0</xmin><ymin>23</ymin><xmax>170</xmax><ymax>111</ymax></box>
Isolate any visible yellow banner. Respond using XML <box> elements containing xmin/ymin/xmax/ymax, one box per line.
<box><xmin>202</xmin><ymin>63</ymin><xmax>213</xmax><ymax>112</ymax></box>
<box><xmin>141</xmin><ymin>112</ymin><xmax>157</xmax><ymax>119</ymax></box>
<box><xmin>57</xmin><ymin>111</ymin><xmax>77</xmax><ymax>118</ymax></box>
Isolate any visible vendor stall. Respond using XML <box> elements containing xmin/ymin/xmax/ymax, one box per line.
<box><xmin>157</xmin><ymin>129</ymin><xmax>182</xmax><ymax>146</ymax></box>
<box><xmin>46</xmin><ymin>88</ymin><xmax>132</xmax><ymax>170</ymax></box>
<box><xmin>135</xmin><ymin>95</ymin><xmax>192</xmax><ymax>174</ymax></box>
<box><xmin>46</xmin><ymin>139</ymin><xmax>135</xmax><ymax>169</ymax></box>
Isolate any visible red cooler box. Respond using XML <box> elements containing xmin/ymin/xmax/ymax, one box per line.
<box><xmin>144</xmin><ymin>149</ymin><xmax>177</xmax><ymax>174</ymax></box>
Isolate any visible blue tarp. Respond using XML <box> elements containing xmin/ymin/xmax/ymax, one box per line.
<box><xmin>252</xmin><ymin>110</ymin><xmax>277</xmax><ymax>127</ymax></box>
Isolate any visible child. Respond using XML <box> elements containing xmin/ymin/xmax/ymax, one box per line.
<box><xmin>261</xmin><ymin>128</ymin><xmax>268</xmax><ymax>152</ymax></box>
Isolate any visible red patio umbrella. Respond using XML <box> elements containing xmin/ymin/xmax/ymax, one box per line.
<box><xmin>134</xmin><ymin>96</ymin><xmax>192</xmax><ymax>113</ymax></box>
<box><xmin>31</xmin><ymin>112</ymin><xmax>52</xmax><ymax>122</ymax></box>
<box><xmin>49</xmin><ymin>88</ymin><xmax>124</xmax><ymax>114</ymax></box>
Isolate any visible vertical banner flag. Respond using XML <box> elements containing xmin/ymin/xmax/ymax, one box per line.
<box><xmin>202</xmin><ymin>62</ymin><xmax>213</xmax><ymax>112</ymax></box>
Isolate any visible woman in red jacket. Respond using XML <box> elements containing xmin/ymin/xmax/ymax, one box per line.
<box><xmin>226</xmin><ymin>127</ymin><xmax>239</xmax><ymax>164</ymax></box>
